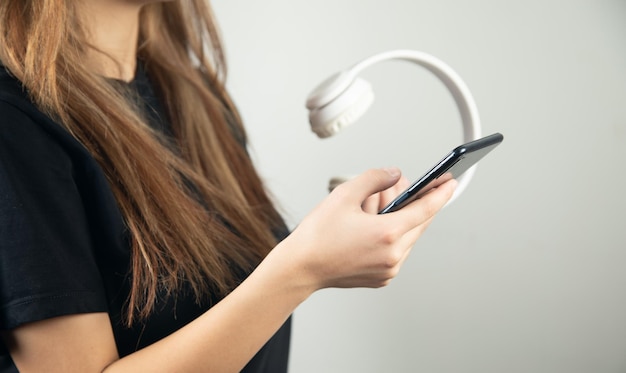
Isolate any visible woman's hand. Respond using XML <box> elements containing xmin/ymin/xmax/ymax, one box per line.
<box><xmin>3</xmin><ymin>168</ymin><xmax>455</xmax><ymax>373</ymax></box>
<box><xmin>360</xmin><ymin>169</ymin><xmax>411</xmax><ymax>214</ymax></box>
<box><xmin>277</xmin><ymin>167</ymin><xmax>457</xmax><ymax>292</ymax></box>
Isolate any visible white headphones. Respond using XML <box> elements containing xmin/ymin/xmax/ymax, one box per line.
<box><xmin>305</xmin><ymin>49</ymin><xmax>482</xmax><ymax>204</ymax></box>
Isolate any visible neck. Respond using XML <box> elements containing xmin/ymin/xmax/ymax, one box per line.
<box><xmin>80</xmin><ymin>1</ymin><xmax>143</xmax><ymax>82</ymax></box>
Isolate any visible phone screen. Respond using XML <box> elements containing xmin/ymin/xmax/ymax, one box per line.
<box><xmin>378</xmin><ymin>133</ymin><xmax>503</xmax><ymax>214</ymax></box>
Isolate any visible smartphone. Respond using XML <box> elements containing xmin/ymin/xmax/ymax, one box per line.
<box><xmin>378</xmin><ymin>132</ymin><xmax>504</xmax><ymax>214</ymax></box>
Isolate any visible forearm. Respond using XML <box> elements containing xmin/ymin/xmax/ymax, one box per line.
<box><xmin>5</xmin><ymin>169</ymin><xmax>454</xmax><ymax>373</ymax></box>
<box><xmin>104</xmin><ymin>241</ymin><xmax>312</xmax><ymax>373</ymax></box>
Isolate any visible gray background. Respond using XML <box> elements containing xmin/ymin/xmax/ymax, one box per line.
<box><xmin>212</xmin><ymin>1</ymin><xmax>626</xmax><ymax>372</ymax></box>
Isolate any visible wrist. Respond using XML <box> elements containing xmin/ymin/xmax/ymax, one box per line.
<box><xmin>257</xmin><ymin>239</ymin><xmax>319</xmax><ymax>302</ymax></box>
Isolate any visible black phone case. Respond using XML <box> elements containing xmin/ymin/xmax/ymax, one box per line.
<box><xmin>378</xmin><ymin>132</ymin><xmax>504</xmax><ymax>214</ymax></box>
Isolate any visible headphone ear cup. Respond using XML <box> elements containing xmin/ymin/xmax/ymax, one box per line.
<box><xmin>308</xmin><ymin>77</ymin><xmax>374</xmax><ymax>138</ymax></box>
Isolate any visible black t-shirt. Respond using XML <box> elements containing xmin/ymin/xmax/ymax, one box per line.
<box><xmin>0</xmin><ymin>66</ymin><xmax>291</xmax><ymax>372</ymax></box>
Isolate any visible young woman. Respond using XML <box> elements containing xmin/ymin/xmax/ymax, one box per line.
<box><xmin>0</xmin><ymin>1</ymin><xmax>456</xmax><ymax>372</ymax></box>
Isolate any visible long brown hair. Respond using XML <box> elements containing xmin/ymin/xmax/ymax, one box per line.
<box><xmin>0</xmin><ymin>1</ymin><xmax>284</xmax><ymax>325</ymax></box>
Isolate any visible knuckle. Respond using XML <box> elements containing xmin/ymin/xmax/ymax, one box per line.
<box><xmin>387</xmin><ymin>264</ymin><xmax>401</xmax><ymax>279</ymax></box>
<box><xmin>381</xmin><ymin>250</ymin><xmax>403</xmax><ymax>270</ymax></box>
<box><xmin>330</xmin><ymin>182</ymin><xmax>350</xmax><ymax>199</ymax></box>
<box><xmin>378</xmin><ymin>226</ymin><xmax>402</xmax><ymax>245</ymax></box>
<box><xmin>376</xmin><ymin>278</ymin><xmax>394</xmax><ymax>288</ymax></box>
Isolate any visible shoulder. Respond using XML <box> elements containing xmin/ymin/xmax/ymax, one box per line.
<box><xmin>0</xmin><ymin>66</ymin><xmax>55</xmax><ymax>139</ymax></box>
<box><xmin>0</xmin><ymin>65</ymin><xmax>37</xmax><ymax>119</ymax></box>
<box><xmin>0</xmin><ymin>68</ymin><xmax>81</xmax><ymax>207</ymax></box>
<box><xmin>0</xmin><ymin>66</ymin><xmax>56</xmax><ymax>131</ymax></box>
<box><xmin>0</xmin><ymin>66</ymin><xmax>91</xmax><ymax>167</ymax></box>
<box><xmin>0</xmin><ymin>70</ymin><xmax>112</xmax><ymax>332</ymax></box>
<box><xmin>0</xmin><ymin>66</ymin><xmax>104</xmax><ymax>226</ymax></box>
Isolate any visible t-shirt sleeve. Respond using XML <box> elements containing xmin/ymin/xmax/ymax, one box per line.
<box><xmin>0</xmin><ymin>101</ymin><xmax>109</xmax><ymax>330</ymax></box>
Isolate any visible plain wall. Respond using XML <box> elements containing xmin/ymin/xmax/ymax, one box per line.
<box><xmin>212</xmin><ymin>1</ymin><xmax>626</xmax><ymax>372</ymax></box>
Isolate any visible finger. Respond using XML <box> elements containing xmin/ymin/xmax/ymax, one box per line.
<box><xmin>385</xmin><ymin>175</ymin><xmax>411</xmax><ymax>206</ymax></box>
<box><xmin>361</xmin><ymin>193</ymin><xmax>381</xmax><ymax>213</ymax></box>
<box><xmin>403</xmin><ymin>216</ymin><xmax>435</xmax><ymax>245</ymax></box>
<box><xmin>365</xmin><ymin>174</ymin><xmax>411</xmax><ymax>213</ymax></box>
<box><xmin>390</xmin><ymin>215</ymin><xmax>437</xmax><ymax>269</ymax></box>
<box><xmin>378</xmin><ymin>178</ymin><xmax>405</xmax><ymax>210</ymax></box>
<box><xmin>333</xmin><ymin>168</ymin><xmax>402</xmax><ymax>205</ymax></box>
<box><xmin>386</xmin><ymin>179</ymin><xmax>457</xmax><ymax>231</ymax></box>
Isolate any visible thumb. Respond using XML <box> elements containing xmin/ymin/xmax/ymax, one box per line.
<box><xmin>336</xmin><ymin>168</ymin><xmax>402</xmax><ymax>204</ymax></box>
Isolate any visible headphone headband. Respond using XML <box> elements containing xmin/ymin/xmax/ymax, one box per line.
<box><xmin>305</xmin><ymin>49</ymin><xmax>482</xmax><ymax>204</ymax></box>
